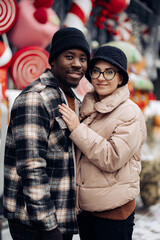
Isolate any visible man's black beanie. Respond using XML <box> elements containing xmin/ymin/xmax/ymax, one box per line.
<box><xmin>85</xmin><ymin>45</ymin><xmax>129</xmax><ymax>87</ymax></box>
<box><xmin>49</xmin><ymin>27</ymin><xmax>90</xmax><ymax>66</ymax></box>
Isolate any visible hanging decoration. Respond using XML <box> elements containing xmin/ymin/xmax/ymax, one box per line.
<box><xmin>91</xmin><ymin>0</ymin><xmax>131</xmax><ymax>41</ymax></box>
<box><xmin>92</xmin><ymin>0</ymin><xmax>130</xmax><ymax>28</ymax></box>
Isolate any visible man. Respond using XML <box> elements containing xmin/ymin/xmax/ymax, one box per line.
<box><xmin>3</xmin><ymin>27</ymin><xmax>90</xmax><ymax>240</ymax></box>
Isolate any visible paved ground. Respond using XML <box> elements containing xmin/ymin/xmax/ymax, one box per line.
<box><xmin>133</xmin><ymin>196</ymin><xmax>160</xmax><ymax>240</ymax></box>
<box><xmin>0</xmin><ymin>219</ymin><xmax>80</xmax><ymax>240</ymax></box>
<box><xmin>1</xmin><ymin>196</ymin><xmax>160</xmax><ymax>240</ymax></box>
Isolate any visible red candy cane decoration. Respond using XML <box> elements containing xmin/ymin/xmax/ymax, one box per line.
<box><xmin>0</xmin><ymin>36</ymin><xmax>12</xmax><ymax>100</ymax></box>
<box><xmin>0</xmin><ymin>0</ymin><xmax>18</xmax><ymax>34</ymax></box>
<box><xmin>10</xmin><ymin>46</ymin><xmax>50</xmax><ymax>90</ymax></box>
<box><xmin>108</xmin><ymin>12</ymin><xmax>132</xmax><ymax>41</ymax></box>
<box><xmin>63</xmin><ymin>0</ymin><xmax>93</xmax><ymax>32</ymax></box>
<box><xmin>74</xmin><ymin>77</ymin><xmax>93</xmax><ymax>101</ymax></box>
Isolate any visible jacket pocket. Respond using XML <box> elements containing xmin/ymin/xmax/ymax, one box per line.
<box><xmin>48</xmin><ymin>116</ymin><xmax>69</xmax><ymax>152</ymax></box>
<box><xmin>55</xmin><ymin>116</ymin><xmax>68</xmax><ymax>130</ymax></box>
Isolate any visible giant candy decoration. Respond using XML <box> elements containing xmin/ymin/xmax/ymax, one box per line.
<box><xmin>0</xmin><ymin>0</ymin><xmax>17</xmax><ymax>99</ymax></box>
<box><xmin>9</xmin><ymin>46</ymin><xmax>50</xmax><ymax>90</ymax></box>
<box><xmin>0</xmin><ymin>67</ymin><xmax>7</xmax><ymax>100</ymax></box>
<box><xmin>63</xmin><ymin>0</ymin><xmax>93</xmax><ymax>33</ymax></box>
<box><xmin>0</xmin><ymin>40</ymin><xmax>12</xmax><ymax>68</ymax></box>
<box><xmin>105</xmin><ymin>41</ymin><xmax>142</xmax><ymax>64</ymax></box>
<box><xmin>0</xmin><ymin>0</ymin><xmax>18</xmax><ymax>34</ymax></box>
<box><xmin>72</xmin><ymin>77</ymin><xmax>93</xmax><ymax>101</ymax></box>
<box><xmin>8</xmin><ymin>0</ymin><xmax>60</xmax><ymax>49</ymax></box>
<box><xmin>0</xmin><ymin>40</ymin><xmax>12</xmax><ymax>100</ymax></box>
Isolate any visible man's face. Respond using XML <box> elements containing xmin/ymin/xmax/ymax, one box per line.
<box><xmin>51</xmin><ymin>49</ymin><xmax>88</xmax><ymax>89</ymax></box>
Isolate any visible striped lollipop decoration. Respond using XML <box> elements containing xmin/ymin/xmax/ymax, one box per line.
<box><xmin>0</xmin><ymin>0</ymin><xmax>18</xmax><ymax>34</ymax></box>
<box><xmin>63</xmin><ymin>0</ymin><xmax>93</xmax><ymax>33</ymax></box>
<box><xmin>10</xmin><ymin>46</ymin><xmax>50</xmax><ymax>90</ymax></box>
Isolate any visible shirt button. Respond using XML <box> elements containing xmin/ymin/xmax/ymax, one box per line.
<box><xmin>82</xmin><ymin>182</ymin><xmax>84</xmax><ymax>185</ymax></box>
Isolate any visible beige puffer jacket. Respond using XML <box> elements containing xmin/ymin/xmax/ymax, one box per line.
<box><xmin>70</xmin><ymin>85</ymin><xmax>147</xmax><ymax>213</ymax></box>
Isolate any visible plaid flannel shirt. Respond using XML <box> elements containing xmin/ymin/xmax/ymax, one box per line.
<box><xmin>3</xmin><ymin>69</ymin><xmax>78</xmax><ymax>234</ymax></box>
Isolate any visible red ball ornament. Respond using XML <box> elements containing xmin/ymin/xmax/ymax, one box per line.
<box><xmin>101</xmin><ymin>9</ymin><xmax>109</xmax><ymax>17</ymax></box>
<box><xmin>34</xmin><ymin>7</ymin><xmax>48</xmax><ymax>24</ymax></box>
<box><xmin>105</xmin><ymin>0</ymin><xmax>130</xmax><ymax>15</ymax></box>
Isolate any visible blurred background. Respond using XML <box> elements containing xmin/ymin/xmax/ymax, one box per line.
<box><xmin>1</xmin><ymin>0</ymin><xmax>160</xmax><ymax>239</ymax></box>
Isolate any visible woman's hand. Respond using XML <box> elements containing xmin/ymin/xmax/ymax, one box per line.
<box><xmin>58</xmin><ymin>104</ymin><xmax>80</xmax><ymax>132</ymax></box>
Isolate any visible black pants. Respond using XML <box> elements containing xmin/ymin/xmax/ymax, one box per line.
<box><xmin>77</xmin><ymin>210</ymin><xmax>135</xmax><ymax>240</ymax></box>
<box><xmin>8</xmin><ymin>219</ymin><xmax>73</xmax><ymax>240</ymax></box>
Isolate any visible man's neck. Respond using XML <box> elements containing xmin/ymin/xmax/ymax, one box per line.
<box><xmin>66</xmin><ymin>95</ymin><xmax>75</xmax><ymax>111</ymax></box>
<box><xmin>57</xmin><ymin>80</ymin><xmax>74</xmax><ymax>98</ymax></box>
<box><xmin>50</xmin><ymin>69</ymin><xmax>75</xmax><ymax>97</ymax></box>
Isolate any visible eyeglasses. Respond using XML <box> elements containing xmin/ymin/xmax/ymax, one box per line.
<box><xmin>89</xmin><ymin>68</ymin><xmax>120</xmax><ymax>81</ymax></box>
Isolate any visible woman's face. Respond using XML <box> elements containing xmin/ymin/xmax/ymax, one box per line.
<box><xmin>91</xmin><ymin>60</ymin><xmax>123</xmax><ymax>100</ymax></box>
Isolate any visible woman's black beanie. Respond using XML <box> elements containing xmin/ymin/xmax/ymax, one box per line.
<box><xmin>85</xmin><ymin>45</ymin><xmax>129</xmax><ymax>86</ymax></box>
<box><xmin>49</xmin><ymin>27</ymin><xmax>90</xmax><ymax>66</ymax></box>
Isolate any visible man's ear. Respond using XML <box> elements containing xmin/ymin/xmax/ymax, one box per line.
<box><xmin>51</xmin><ymin>60</ymin><xmax>54</xmax><ymax>67</ymax></box>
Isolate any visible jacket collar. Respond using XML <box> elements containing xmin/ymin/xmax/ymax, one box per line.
<box><xmin>40</xmin><ymin>68</ymin><xmax>81</xmax><ymax>103</ymax></box>
<box><xmin>80</xmin><ymin>85</ymin><xmax>130</xmax><ymax>119</ymax></box>
<box><xmin>40</xmin><ymin>68</ymin><xmax>59</xmax><ymax>88</ymax></box>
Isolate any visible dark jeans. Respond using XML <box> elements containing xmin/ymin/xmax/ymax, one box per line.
<box><xmin>8</xmin><ymin>219</ymin><xmax>73</xmax><ymax>240</ymax></box>
<box><xmin>77</xmin><ymin>210</ymin><xmax>135</xmax><ymax>240</ymax></box>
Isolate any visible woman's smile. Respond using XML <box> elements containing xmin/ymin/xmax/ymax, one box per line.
<box><xmin>97</xmin><ymin>83</ymin><xmax>108</xmax><ymax>87</ymax></box>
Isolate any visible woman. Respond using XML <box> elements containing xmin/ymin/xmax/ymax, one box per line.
<box><xmin>58</xmin><ymin>45</ymin><xmax>147</xmax><ymax>240</ymax></box>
